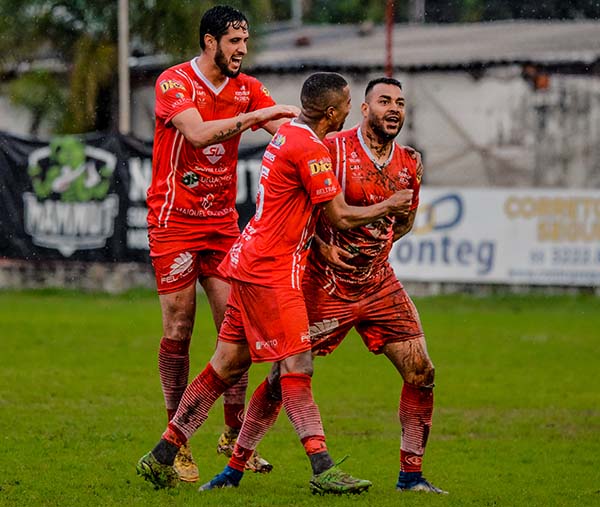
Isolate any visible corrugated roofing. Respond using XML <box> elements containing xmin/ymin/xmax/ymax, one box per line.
<box><xmin>250</xmin><ymin>20</ymin><xmax>600</xmax><ymax>71</ymax></box>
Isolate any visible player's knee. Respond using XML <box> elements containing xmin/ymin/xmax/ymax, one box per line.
<box><xmin>165</xmin><ymin>314</ymin><xmax>194</xmax><ymax>341</ymax></box>
<box><xmin>406</xmin><ymin>361</ymin><xmax>435</xmax><ymax>387</ymax></box>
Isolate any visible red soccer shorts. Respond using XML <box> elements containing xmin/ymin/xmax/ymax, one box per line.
<box><xmin>218</xmin><ymin>281</ymin><xmax>312</xmax><ymax>363</ymax></box>
<box><xmin>302</xmin><ymin>268</ymin><xmax>424</xmax><ymax>356</ymax></box>
<box><xmin>149</xmin><ymin>225</ymin><xmax>239</xmax><ymax>294</ymax></box>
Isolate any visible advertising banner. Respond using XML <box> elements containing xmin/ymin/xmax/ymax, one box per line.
<box><xmin>391</xmin><ymin>187</ymin><xmax>600</xmax><ymax>286</ymax></box>
<box><xmin>0</xmin><ymin>131</ymin><xmax>263</xmax><ymax>263</ymax></box>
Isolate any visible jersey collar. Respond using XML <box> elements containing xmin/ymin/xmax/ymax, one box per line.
<box><xmin>357</xmin><ymin>126</ymin><xmax>395</xmax><ymax>171</ymax></box>
<box><xmin>190</xmin><ymin>58</ymin><xmax>229</xmax><ymax>95</ymax></box>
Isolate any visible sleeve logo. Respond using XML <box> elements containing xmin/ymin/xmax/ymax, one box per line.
<box><xmin>309</xmin><ymin>159</ymin><xmax>332</xmax><ymax>175</ymax></box>
<box><xmin>159</xmin><ymin>80</ymin><xmax>185</xmax><ymax>93</ymax></box>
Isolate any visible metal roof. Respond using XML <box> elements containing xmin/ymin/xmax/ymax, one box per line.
<box><xmin>249</xmin><ymin>20</ymin><xmax>600</xmax><ymax>72</ymax></box>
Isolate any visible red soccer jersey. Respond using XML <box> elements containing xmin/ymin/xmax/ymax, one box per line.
<box><xmin>306</xmin><ymin>125</ymin><xmax>421</xmax><ymax>300</ymax></box>
<box><xmin>147</xmin><ymin>59</ymin><xmax>275</xmax><ymax>242</ymax></box>
<box><xmin>220</xmin><ymin>120</ymin><xmax>342</xmax><ymax>289</ymax></box>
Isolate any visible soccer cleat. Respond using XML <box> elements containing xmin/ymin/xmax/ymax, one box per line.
<box><xmin>173</xmin><ymin>442</ymin><xmax>199</xmax><ymax>483</ymax></box>
<box><xmin>136</xmin><ymin>452</ymin><xmax>179</xmax><ymax>489</ymax></box>
<box><xmin>199</xmin><ymin>465</ymin><xmax>243</xmax><ymax>491</ymax></box>
<box><xmin>309</xmin><ymin>458</ymin><xmax>372</xmax><ymax>496</ymax></box>
<box><xmin>396</xmin><ymin>471</ymin><xmax>448</xmax><ymax>494</ymax></box>
<box><xmin>217</xmin><ymin>428</ymin><xmax>273</xmax><ymax>473</ymax></box>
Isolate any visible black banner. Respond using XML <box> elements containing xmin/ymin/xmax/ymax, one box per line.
<box><xmin>0</xmin><ymin>131</ymin><xmax>265</xmax><ymax>262</ymax></box>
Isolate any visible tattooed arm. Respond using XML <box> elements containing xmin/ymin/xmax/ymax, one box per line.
<box><xmin>171</xmin><ymin>105</ymin><xmax>298</xmax><ymax>149</ymax></box>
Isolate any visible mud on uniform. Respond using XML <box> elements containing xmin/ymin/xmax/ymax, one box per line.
<box><xmin>304</xmin><ymin>125</ymin><xmax>423</xmax><ymax>355</ymax></box>
<box><xmin>147</xmin><ymin>58</ymin><xmax>275</xmax><ymax>294</ymax></box>
<box><xmin>218</xmin><ymin>120</ymin><xmax>341</xmax><ymax>362</ymax></box>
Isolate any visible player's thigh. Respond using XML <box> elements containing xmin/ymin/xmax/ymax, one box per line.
<box><xmin>200</xmin><ymin>276</ymin><xmax>231</xmax><ymax>331</ymax></box>
<box><xmin>198</xmin><ymin>247</ymin><xmax>234</xmax><ymax>330</ymax></box>
<box><xmin>355</xmin><ymin>275</ymin><xmax>424</xmax><ymax>353</ymax></box>
<box><xmin>158</xmin><ymin>283</ymin><xmax>197</xmax><ymax>340</ymax></box>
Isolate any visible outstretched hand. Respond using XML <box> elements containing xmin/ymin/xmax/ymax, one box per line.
<box><xmin>260</xmin><ymin>104</ymin><xmax>300</xmax><ymax>123</ymax></box>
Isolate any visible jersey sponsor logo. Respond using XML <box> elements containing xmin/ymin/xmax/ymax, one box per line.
<box><xmin>255</xmin><ymin>338</ymin><xmax>278</xmax><ymax>350</ymax></box>
<box><xmin>263</xmin><ymin>150</ymin><xmax>276</xmax><ymax>162</ymax></box>
<box><xmin>234</xmin><ymin>85</ymin><xmax>251</xmax><ymax>102</ymax></box>
<box><xmin>397</xmin><ymin>167</ymin><xmax>411</xmax><ymax>185</ymax></box>
<box><xmin>161</xmin><ymin>251</ymin><xmax>194</xmax><ymax>283</ymax></box>
<box><xmin>316</xmin><ymin>186</ymin><xmax>338</xmax><ymax>196</ymax></box>
<box><xmin>202</xmin><ymin>143</ymin><xmax>225</xmax><ymax>164</ymax></box>
<box><xmin>261</xmin><ymin>86</ymin><xmax>271</xmax><ymax>96</ymax></box>
<box><xmin>271</xmin><ymin>134</ymin><xmax>286</xmax><ymax>149</ymax></box>
<box><xmin>159</xmin><ymin>79</ymin><xmax>185</xmax><ymax>93</ymax></box>
<box><xmin>260</xmin><ymin>165</ymin><xmax>270</xmax><ymax>179</ymax></box>
<box><xmin>175</xmin><ymin>206</ymin><xmax>235</xmax><ymax>217</ymax></box>
<box><xmin>202</xmin><ymin>193</ymin><xmax>215</xmax><ymax>210</ymax></box>
<box><xmin>182</xmin><ymin>171</ymin><xmax>199</xmax><ymax>188</ymax></box>
<box><xmin>309</xmin><ymin>159</ymin><xmax>333</xmax><ymax>176</ymax></box>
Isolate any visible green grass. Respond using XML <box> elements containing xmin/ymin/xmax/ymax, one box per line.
<box><xmin>0</xmin><ymin>290</ymin><xmax>599</xmax><ymax>506</ymax></box>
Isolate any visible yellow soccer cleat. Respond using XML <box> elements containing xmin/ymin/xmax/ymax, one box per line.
<box><xmin>174</xmin><ymin>442</ymin><xmax>199</xmax><ymax>483</ymax></box>
<box><xmin>217</xmin><ymin>427</ymin><xmax>273</xmax><ymax>474</ymax></box>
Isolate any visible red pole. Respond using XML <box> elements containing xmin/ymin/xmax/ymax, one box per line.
<box><xmin>385</xmin><ymin>0</ymin><xmax>394</xmax><ymax>77</ymax></box>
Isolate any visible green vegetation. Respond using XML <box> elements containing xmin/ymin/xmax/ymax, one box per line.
<box><xmin>0</xmin><ymin>290</ymin><xmax>598</xmax><ymax>506</ymax></box>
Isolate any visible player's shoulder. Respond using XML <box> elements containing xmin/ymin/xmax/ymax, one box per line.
<box><xmin>156</xmin><ymin>61</ymin><xmax>193</xmax><ymax>88</ymax></box>
<box><xmin>395</xmin><ymin>143</ymin><xmax>418</xmax><ymax>167</ymax></box>
<box><xmin>278</xmin><ymin>122</ymin><xmax>329</xmax><ymax>155</ymax></box>
<box><xmin>323</xmin><ymin>125</ymin><xmax>359</xmax><ymax>148</ymax></box>
<box><xmin>234</xmin><ymin>72</ymin><xmax>267</xmax><ymax>91</ymax></box>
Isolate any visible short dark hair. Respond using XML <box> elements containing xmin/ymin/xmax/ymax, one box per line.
<box><xmin>199</xmin><ymin>5</ymin><xmax>248</xmax><ymax>50</ymax></box>
<box><xmin>301</xmin><ymin>72</ymin><xmax>348</xmax><ymax>115</ymax></box>
<box><xmin>365</xmin><ymin>77</ymin><xmax>402</xmax><ymax>99</ymax></box>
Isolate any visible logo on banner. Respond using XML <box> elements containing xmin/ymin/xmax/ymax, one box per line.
<box><xmin>23</xmin><ymin>136</ymin><xmax>119</xmax><ymax>257</ymax></box>
<box><xmin>394</xmin><ymin>192</ymin><xmax>496</xmax><ymax>276</ymax></box>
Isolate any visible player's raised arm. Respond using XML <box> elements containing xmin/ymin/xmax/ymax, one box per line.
<box><xmin>322</xmin><ymin>188</ymin><xmax>413</xmax><ymax>231</ymax></box>
<box><xmin>172</xmin><ymin>105</ymin><xmax>298</xmax><ymax>149</ymax></box>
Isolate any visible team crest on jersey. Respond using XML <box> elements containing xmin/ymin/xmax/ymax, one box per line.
<box><xmin>202</xmin><ymin>143</ymin><xmax>225</xmax><ymax>164</ymax></box>
<box><xmin>309</xmin><ymin>159</ymin><xmax>332</xmax><ymax>176</ymax></box>
<box><xmin>271</xmin><ymin>134</ymin><xmax>286</xmax><ymax>148</ymax></box>
<box><xmin>160</xmin><ymin>79</ymin><xmax>185</xmax><ymax>93</ymax></box>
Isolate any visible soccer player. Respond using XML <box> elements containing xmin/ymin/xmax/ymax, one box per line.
<box><xmin>137</xmin><ymin>72</ymin><xmax>415</xmax><ymax>494</ymax></box>
<box><xmin>146</xmin><ymin>4</ymin><xmax>298</xmax><ymax>481</ymax></box>
<box><xmin>209</xmin><ymin>77</ymin><xmax>447</xmax><ymax>494</ymax></box>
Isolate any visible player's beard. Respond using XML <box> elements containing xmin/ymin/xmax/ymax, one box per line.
<box><xmin>370</xmin><ymin>113</ymin><xmax>402</xmax><ymax>142</ymax></box>
<box><xmin>215</xmin><ymin>45</ymin><xmax>242</xmax><ymax>78</ymax></box>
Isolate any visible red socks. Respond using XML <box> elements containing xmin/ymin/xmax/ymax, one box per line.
<box><xmin>281</xmin><ymin>373</ymin><xmax>327</xmax><ymax>456</ymax></box>
<box><xmin>399</xmin><ymin>382</ymin><xmax>434</xmax><ymax>473</ymax></box>
<box><xmin>158</xmin><ymin>337</ymin><xmax>190</xmax><ymax>421</ymax></box>
<box><xmin>166</xmin><ymin>363</ymin><xmax>230</xmax><ymax>441</ymax></box>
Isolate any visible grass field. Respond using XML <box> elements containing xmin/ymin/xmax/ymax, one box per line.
<box><xmin>0</xmin><ymin>289</ymin><xmax>599</xmax><ymax>506</ymax></box>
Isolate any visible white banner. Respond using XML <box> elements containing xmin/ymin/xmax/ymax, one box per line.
<box><xmin>391</xmin><ymin>187</ymin><xmax>600</xmax><ymax>286</ymax></box>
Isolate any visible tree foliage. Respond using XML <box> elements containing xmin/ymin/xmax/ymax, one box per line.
<box><xmin>0</xmin><ymin>0</ymin><xmax>275</xmax><ymax>134</ymax></box>
<box><xmin>1</xmin><ymin>0</ymin><xmax>598</xmax><ymax>134</ymax></box>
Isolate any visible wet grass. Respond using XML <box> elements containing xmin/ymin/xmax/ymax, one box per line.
<box><xmin>0</xmin><ymin>290</ymin><xmax>598</xmax><ymax>506</ymax></box>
